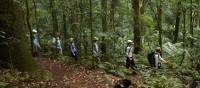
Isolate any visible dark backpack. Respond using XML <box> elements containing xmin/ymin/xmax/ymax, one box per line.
<box><xmin>147</xmin><ymin>50</ymin><xmax>155</xmax><ymax>67</ymax></box>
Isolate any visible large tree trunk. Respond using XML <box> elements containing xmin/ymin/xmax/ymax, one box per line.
<box><xmin>88</xmin><ymin>0</ymin><xmax>93</xmax><ymax>56</ymax></box>
<box><xmin>25</xmin><ymin>0</ymin><xmax>33</xmax><ymax>54</ymax></box>
<box><xmin>110</xmin><ymin>0</ymin><xmax>118</xmax><ymax>32</ymax></box>
<box><xmin>110</xmin><ymin>0</ymin><xmax>118</xmax><ymax>56</ymax></box>
<box><xmin>50</xmin><ymin>0</ymin><xmax>59</xmax><ymax>33</ymax></box>
<box><xmin>33</xmin><ymin>0</ymin><xmax>38</xmax><ymax>30</ymax></box>
<box><xmin>0</xmin><ymin>0</ymin><xmax>39</xmax><ymax>72</ymax></box>
<box><xmin>180</xmin><ymin>3</ymin><xmax>186</xmax><ymax>66</ymax></box>
<box><xmin>173</xmin><ymin>1</ymin><xmax>181</xmax><ymax>43</ymax></box>
<box><xmin>157</xmin><ymin>0</ymin><xmax>163</xmax><ymax>55</ymax></box>
<box><xmin>101</xmin><ymin>0</ymin><xmax>108</xmax><ymax>58</ymax></box>
<box><xmin>62</xmin><ymin>12</ymin><xmax>68</xmax><ymax>53</ymax></box>
<box><xmin>189</xmin><ymin>0</ymin><xmax>194</xmax><ymax>47</ymax></box>
<box><xmin>132</xmin><ymin>0</ymin><xmax>141</xmax><ymax>54</ymax></box>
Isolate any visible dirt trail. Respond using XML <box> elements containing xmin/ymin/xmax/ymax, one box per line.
<box><xmin>16</xmin><ymin>57</ymin><xmax>144</xmax><ymax>88</ymax></box>
<box><xmin>35</xmin><ymin>58</ymin><xmax>120</xmax><ymax>88</ymax></box>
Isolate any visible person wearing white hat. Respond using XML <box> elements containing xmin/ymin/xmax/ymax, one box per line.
<box><xmin>52</xmin><ymin>32</ymin><xmax>62</xmax><ymax>58</ymax></box>
<box><xmin>125</xmin><ymin>40</ymin><xmax>136</xmax><ymax>70</ymax></box>
<box><xmin>32</xmin><ymin>29</ymin><xmax>41</xmax><ymax>57</ymax></box>
<box><xmin>32</xmin><ymin>29</ymin><xmax>37</xmax><ymax>33</ymax></box>
<box><xmin>68</xmin><ymin>37</ymin><xmax>78</xmax><ymax>61</ymax></box>
<box><xmin>92</xmin><ymin>37</ymin><xmax>100</xmax><ymax>66</ymax></box>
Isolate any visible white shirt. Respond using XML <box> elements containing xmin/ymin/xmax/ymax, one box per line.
<box><xmin>126</xmin><ymin>46</ymin><xmax>133</xmax><ymax>58</ymax></box>
<box><xmin>93</xmin><ymin>42</ymin><xmax>99</xmax><ymax>56</ymax></box>
<box><xmin>154</xmin><ymin>53</ymin><xmax>166</xmax><ymax>68</ymax></box>
<box><xmin>52</xmin><ymin>37</ymin><xmax>62</xmax><ymax>49</ymax></box>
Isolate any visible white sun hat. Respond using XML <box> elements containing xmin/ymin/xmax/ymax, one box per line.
<box><xmin>127</xmin><ymin>40</ymin><xmax>133</xmax><ymax>43</ymax></box>
<box><xmin>32</xmin><ymin>29</ymin><xmax>37</xmax><ymax>33</ymax></box>
<box><xmin>69</xmin><ymin>38</ymin><xmax>74</xmax><ymax>41</ymax></box>
<box><xmin>93</xmin><ymin>37</ymin><xmax>99</xmax><ymax>41</ymax></box>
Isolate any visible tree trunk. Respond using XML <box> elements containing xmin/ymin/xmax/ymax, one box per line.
<box><xmin>89</xmin><ymin>0</ymin><xmax>93</xmax><ymax>55</ymax></box>
<box><xmin>157</xmin><ymin>0</ymin><xmax>162</xmax><ymax>55</ymax></box>
<box><xmin>132</xmin><ymin>0</ymin><xmax>141</xmax><ymax>54</ymax></box>
<box><xmin>25</xmin><ymin>0</ymin><xmax>33</xmax><ymax>54</ymax></box>
<box><xmin>62</xmin><ymin>11</ymin><xmax>68</xmax><ymax>53</ymax></box>
<box><xmin>180</xmin><ymin>4</ymin><xmax>186</xmax><ymax>66</ymax></box>
<box><xmin>101</xmin><ymin>0</ymin><xmax>108</xmax><ymax>57</ymax></box>
<box><xmin>0</xmin><ymin>0</ymin><xmax>39</xmax><ymax>72</ymax></box>
<box><xmin>110</xmin><ymin>0</ymin><xmax>118</xmax><ymax>32</ymax></box>
<box><xmin>189</xmin><ymin>0</ymin><xmax>194</xmax><ymax>47</ymax></box>
<box><xmin>79</xmin><ymin>0</ymin><xmax>84</xmax><ymax>56</ymax></box>
<box><xmin>110</xmin><ymin>0</ymin><xmax>118</xmax><ymax>56</ymax></box>
<box><xmin>63</xmin><ymin>13</ymin><xmax>67</xmax><ymax>40</ymax></box>
<box><xmin>173</xmin><ymin>1</ymin><xmax>181</xmax><ymax>43</ymax></box>
<box><xmin>33</xmin><ymin>0</ymin><xmax>38</xmax><ymax>30</ymax></box>
<box><xmin>50</xmin><ymin>0</ymin><xmax>59</xmax><ymax>33</ymax></box>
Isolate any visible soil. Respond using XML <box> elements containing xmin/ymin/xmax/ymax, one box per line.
<box><xmin>13</xmin><ymin>57</ymin><xmax>143</xmax><ymax>88</ymax></box>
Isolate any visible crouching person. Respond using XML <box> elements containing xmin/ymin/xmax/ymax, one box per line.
<box><xmin>154</xmin><ymin>47</ymin><xmax>167</xmax><ymax>69</ymax></box>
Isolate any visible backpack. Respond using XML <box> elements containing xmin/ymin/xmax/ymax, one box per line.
<box><xmin>147</xmin><ymin>50</ymin><xmax>155</xmax><ymax>67</ymax></box>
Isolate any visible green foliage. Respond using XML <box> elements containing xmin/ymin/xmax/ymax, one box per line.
<box><xmin>30</xmin><ymin>70</ymin><xmax>53</xmax><ymax>81</ymax></box>
<box><xmin>97</xmin><ymin>62</ymin><xmax>129</xmax><ymax>77</ymax></box>
<box><xmin>141</xmin><ymin>14</ymin><xmax>155</xmax><ymax>29</ymax></box>
<box><xmin>142</xmin><ymin>69</ymin><xmax>185</xmax><ymax>88</ymax></box>
<box><xmin>0</xmin><ymin>69</ymin><xmax>53</xmax><ymax>88</ymax></box>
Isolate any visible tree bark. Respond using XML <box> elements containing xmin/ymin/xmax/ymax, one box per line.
<box><xmin>0</xmin><ymin>0</ymin><xmax>39</xmax><ymax>72</ymax></box>
<box><xmin>101</xmin><ymin>0</ymin><xmax>108</xmax><ymax>57</ymax></box>
<box><xmin>132</xmin><ymin>0</ymin><xmax>141</xmax><ymax>54</ymax></box>
<box><xmin>50</xmin><ymin>0</ymin><xmax>59</xmax><ymax>33</ymax></box>
<box><xmin>157</xmin><ymin>0</ymin><xmax>162</xmax><ymax>55</ymax></box>
<box><xmin>89</xmin><ymin>0</ymin><xmax>93</xmax><ymax>55</ymax></box>
<box><xmin>25</xmin><ymin>0</ymin><xmax>33</xmax><ymax>54</ymax></box>
<box><xmin>110</xmin><ymin>0</ymin><xmax>118</xmax><ymax>56</ymax></box>
<box><xmin>33</xmin><ymin>0</ymin><xmax>38</xmax><ymax>30</ymax></box>
<box><xmin>180</xmin><ymin>3</ymin><xmax>186</xmax><ymax>66</ymax></box>
<box><xmin>189</xmin><ymin>0</ymin><xmax>194</xmax><ymax>47</ymax></box>
<box><xmin>110</xmin><ymin>0</ymin><xmax>118</xmax><ymax>32</ymax></box>
<box><xmin>173</xmin><ymin>1</ymin><xmax>181</xmax><ymax>43</ymax></box>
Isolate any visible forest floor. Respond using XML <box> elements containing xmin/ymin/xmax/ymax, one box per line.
<box><xmin>0</xmin><ymin>57</ymin><xmax>144</xmax><ymax>88</ymax></box>
<box><xmin>16</xmin><ymin>57</ymin><xmax>142</xmax><ymax>88</ymax></box>
<box><xmin>34</xmin><ymin>57</ymin><xmax>119</xmax><ymax>88</ymax></box>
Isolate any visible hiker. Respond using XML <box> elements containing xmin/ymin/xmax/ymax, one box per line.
<box><xmin>69</xmin><ymin>38</ymin><xmax>78</xmax><ymax>61</ymax></box>
<box><xmin>32</xmin><ymin>29</ymin><xmax>41</xmax><ymax>57</ymax></box>
<box><xmin>92</xmin><ymin>37</ymin><xmax>101</xmax><ymax>67</ymax></box>
<box><xmin>125</xmin><ymin>40</ymin><xmax>136</xmax><ymax>70</ymax></box>
<box><xmin>92</xmin><ymin>37</ymin><xmax>100</xmax><ymax>61</ymax></box>
<box><xmin>52</xmin><ymin>32</ymin><xmax>62</xmax><ymax>58</ymax></box>
<box><xmin>154</xmin><ymin>47</ymin><xmax>167</xmax><ymax>69</ymax></box>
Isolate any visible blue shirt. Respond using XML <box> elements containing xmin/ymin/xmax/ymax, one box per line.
<box><xmin>69</xmin><ymin>42</ymin><xmax>77</xmax><ymax>56</ymax></box>
<box><xmin>32</xmin><ymin>34</ymin><xmax>40</xmax><ymax>47</ymax></box>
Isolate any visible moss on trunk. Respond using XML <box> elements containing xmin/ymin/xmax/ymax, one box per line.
<box><xmin>0</xmin><ymin>0</ymin><xmax>39</xmax><ymax>72</ymax></box>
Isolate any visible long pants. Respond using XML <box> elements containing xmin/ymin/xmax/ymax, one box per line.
<box><xmin>126</xmin><ymin>57</ymin><xmax>135</xmax><ymax>69</ymax></box>
<box><xmin>92</xmin><ymin>56</ymin><xmax>100</xmax><ymax>67</ymax></box>
<box><xmin>71</xmin><ymin>52</ymin><xmax>78</xmax><ymax>61</ymax></box>
<box><xmin>33</xmin><ymin>45</ymin><xmax>40</xmax><ymax>57</ymax></box>
<box><xmin>52</xmin><ymin>48</ymin><xmax>62</xmax><ymax>59</ymax></box>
